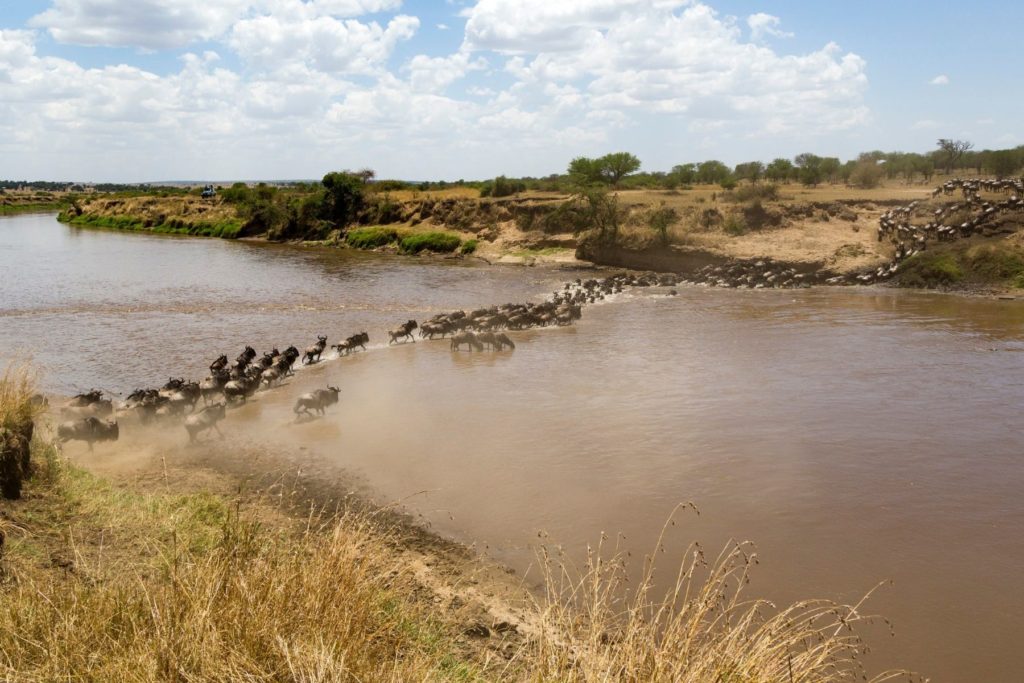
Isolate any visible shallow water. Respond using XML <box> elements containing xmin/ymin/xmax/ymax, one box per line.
<box><xmin>3</xmin><ymin>213</ymin><xmax>1024</xmax><ymax>681</ymax></box>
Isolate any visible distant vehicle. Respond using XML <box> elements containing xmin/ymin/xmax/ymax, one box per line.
<box><xmin>201</xmin><ymin>184</ymin><xmax>216</xmax><ymax>199</ymax></box>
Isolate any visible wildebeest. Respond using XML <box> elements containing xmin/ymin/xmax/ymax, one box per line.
<box><xmin>294</xmin><ymin>386</ymin><xmax>340</xmax><ymax>417</ymax></box>
<box><xmin>303</xmin><ymin>336</ymin><xmax>328</xmax><ymax>364</ymax></box>
<box><xmin>388</xmin><ymin>320</ymin><xmax>418</xmax><ymax>344</ymax></box>
<box><xmin>450</xmin><ymin>331</ymin><xmax>484</xmax><ymax>351</ymax></box>
<box><xmin>223</xmin><ymin>376</ymin><xmax>258</xmax><ymax>403</ymax></box>
<box><xmin>67</xmin><ymin>389</ymin><xmax>104</xmax><ymax>407</ymax></box>
<box><xmin>184</xmin><ymin>403</ymin><xmax>227</xmax><ymax>443</ymax></box>
<box><xmin>57</xmin><ymin>417</ymin><xmax>119</xmax><ymax>451</ymax></box>
<box><xmin>494</xmin><ymin>332</ymin><xmax>515</xmax><ymax>350</ymax></box>
<box><xmin>61</xmin><ymin>394</ymin><xmax>113</xmax><ymax>419</ymax></box>
<box><xmin>200</xmin><ymin>370</ymin><xmax>230</xmax><ymax>403</ymax></box>
<box><xmin>209</xmin><ymin>354</ymin><xmax>228</xmax><ymax>373</ymax></box>
<box><xmin>332</xmin><ymin>332</ymin><xmax>369</xmax><ymax>356</ymax></box>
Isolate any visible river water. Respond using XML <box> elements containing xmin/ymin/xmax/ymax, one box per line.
<box><xmin>3</xmin><ymin>213</ymin><xmax>1023</xmax><ymax>681</ymax></box>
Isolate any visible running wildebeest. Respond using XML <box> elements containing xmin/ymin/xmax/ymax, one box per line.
<box><xmin>223</xmin><ymin>376</ymin><xmax>258</xmax><ymax>404</ymax></box>
<box><xmin>303</xmin><ymin>336</ymin><xmax>328</xmax><ymax>364</ymax></box>
<box><xmin>57</xmin><ymin>417</ymin><xmax>119</xmax><ymax>451</ymax></box>
<box><xmin>294</xmin><ymin>386</ymin><xmax>340</xmax><ymax>418</ymax></box>
<box><xmin>388</xmin><ymin>320</ymin><xmax>418</xmax><ymax>344</ymax></box>
<box><xmin>184</xmin><ymin>403</ymin><xmax>227</xmax><ymax>443</ymax></box>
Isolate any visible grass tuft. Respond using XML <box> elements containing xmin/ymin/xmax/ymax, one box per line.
<box><xmin>400</xmin><ymin>231</ymin><xmax>462</xmax><ymax>254</ymax></box>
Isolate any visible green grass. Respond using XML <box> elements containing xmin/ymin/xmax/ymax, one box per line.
<box><xmin>60</xmin><ymin>212</ymin><xmax>243</xmax><ymax>238</ymax></box>
<box><xmin>0</xmin><ymin>202</ymin><xmax>67</xmax><ymax>215</ymax></box>
<box><xmin>460</xmin><ymin>239</ymin><xmax>479</xmax><ymax>254</ymax></box>
<box><xmin>346</xmin><ymin>226</ymin><xmax>399</xmax><ymax>249</ymax></box>
<box><xmin>399</xmin><ymin>231</ymin><xmax>462</xmax><ymax>254</ymax></box>
<box><xmin>899</xmin><ymin>251</ymin><xmax>963</xmax><ymax>287</ymax></box>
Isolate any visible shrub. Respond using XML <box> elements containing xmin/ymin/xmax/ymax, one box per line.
<box><xmin>460</xmin><ymin>239</ymin><xmax>479</xmax><ymax>254</ymax></box>
<box><xmin>346</xmin><ymin>227</ymin><xmax>398</xmax><ymax>249</ymax></box>
<box><xmin>723</xmin><ymin>183</ymin><xmax>780</xmax><ymax>203</ymax></box>
<box><xmin>723</xmin><ymin>214</ymin><xmax>748</xmax><ymax>236</ymax></box>
<box><xmin>399</xmin><ymin>232</ymin><xmax>461</xmax><ymax>254</ymax></box>
<box><xmin>647</xmin><ymin>205</ymin><xmax>677</xmax><ymax>245</ymax></box>
<box><xmin>899</xmin><ymin>251</ymin><xmax>963</xmax><ymax>287</ymax></box>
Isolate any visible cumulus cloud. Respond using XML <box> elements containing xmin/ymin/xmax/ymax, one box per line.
<box><xmin>229</xmin><ymin>9</ymin><xmax>419</xmax><ymax>75</ymax></box>
<box><xmin>2</xmin><ymin>0</ymin><xmax>874</xmax><ymax>181</ymax></box>
<box><xmin>30</xmin><ymin>0</ymin><xmax>251</xmax><ymax>49</ymax></box>
<box><xmin>462</xmin><ymin>0</ymin><xmax>868</xmax><ymax>136</ymax></box>
<box><xmin>747</xmin><ymin>13</ymin><xmax>793</xmax><ymax>41</ymax></box>
<box><xmin>930</xmin><ymin>74</ymin><xmax>949</xmax><ymax>85</ymax></box>
<box><xmin>29</xmin><ymin>0</ymin><xmax>404</xmax><ymax>49</ymax></box>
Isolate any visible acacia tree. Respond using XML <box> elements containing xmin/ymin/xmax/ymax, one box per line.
<box><xmin>598</xmin><ymin>152</ymin><xmax>641</xmax><ymax>186</ymax></box>
<box><xmin>568</xmin><ymin>153</ymin><xmax>641</xmax><ymax>187</ymax></box>
<box><xmin>936</xmin><ymin>139</ymin><xmax>973</xmax><ymax>173</ymax></box>
<box><xmin>794</xmin><ymin>153</ymin><xmax>823</xmax><ymax>187</ymax></box>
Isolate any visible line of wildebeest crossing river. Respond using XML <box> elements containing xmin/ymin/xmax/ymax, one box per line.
<box><xmin>52</xmin><ymin>271</ymin><xmax>678</xmax><ymax>449</ymax></box>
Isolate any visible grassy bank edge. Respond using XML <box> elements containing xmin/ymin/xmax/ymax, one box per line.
<box><xmin>0</xmin><ymin>438</ymin><xmax>493</xmax><ymax>681</ymax></box>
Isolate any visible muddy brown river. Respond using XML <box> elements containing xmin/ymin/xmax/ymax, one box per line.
<box><xmin>3</xmin><ymin>213</ymin><xmax>1024</xmax><ymax>681</ymax></box>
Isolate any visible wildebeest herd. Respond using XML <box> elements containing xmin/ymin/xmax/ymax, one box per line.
<box><xmin>53</xmin><ymin>271</ymin><xmax>674</xmax><ymax>451</ymax></box>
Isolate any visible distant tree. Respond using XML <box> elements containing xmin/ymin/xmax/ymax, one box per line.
<box><xmin>850</xmin><ymin>160</ymin><xmax>884</xmax><ymax>188</ymax></box>
<box><xmin>696</xmin><ymin>160</ymin><xmax>732</xmax><ymax>185</ymax></box>
<box><xmin>820</xmin><ymin>157</ymin><xmax>842</xmax><ymax>184</ymax></box>
<box><xmin>568</xmin><ymin>156</ymin><xmax>605</xmax><ymax>185</ymax></box>
<box><xmin>765</xmin><ymin>158</ymin><xmax>794</xmax><ymax>182</ymax></box>
<box><xmin>734</xmin><ymin>161</ymin><xmax>765</xmax><ymax>184</ymax></box>
<box><xmin>669</xmin><ymin>163</ymin><xmax>698</xmax><ymax>185</ymax></box>
<box><xmin>936</xmin><ymin>139</ymin><xmax>974</xmax><ymax>173</ymax></box>
<box><xmin>598</xmin><ymin>152</ymin><xmax>641</xmax><ymax>186</ymax></box>
<box><xmin>355</xmin><ymin>168</ymin><xmax>376</xmax><ymax>184</ymax></box>
<box><xmin>321</xmin><ymin>171</ymin><xmax>366</xmax><ymax>226</ymax></box>
<box><xmin>987</xmin><ymin>150</ymin><xmax>1020</xmax><ymax>178</ymax></box>
<box><xmin>794</xmin><ymin>153</ymin><xmax>823</xmax><ymax>187</ymax></box>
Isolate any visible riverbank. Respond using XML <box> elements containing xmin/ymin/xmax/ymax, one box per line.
<box><xmin>56</xmin><ymin>179</ymin><xmax>1024</xmax><ymax>292</ymax></box>
<box><xmin>1</xmin><ymin>365</ymin><xmax>908</xmax><ymax>681</ymax></box>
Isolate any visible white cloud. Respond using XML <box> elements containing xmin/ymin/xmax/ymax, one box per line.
<box><xmin>2</xmin><ymin>1</ymin><xmax>876</xmax><ymax>181</ymax></box>
<box><xmin>406</xmin><ymin>51</ymin><xmax>487</xmax><ymax>93</ymax></box>
<box><xmin>437</xmin><ymin>23</ymin><xmax>450</xmax><ymax>30</ymax></box>
<box><xmin>747</xmin><ymin>13</ymin><xmax>793</xmax><ymax>41</ymax></box>
<box><xmin>30</xmin><ymin>0</ymin><xmax>251</xmax><ymax>49</ymax></box>
<box><xmin>229</xmin><ymin>9</ymin><xmax>419</xmax><ymax>75</ymax></box>
<box><xmin>29</xmin><ymin>0</ymin><xmax>404</xmax><ymax>49</ymax></box>
<box><xmin>930</xmin><ymin>74</ymin><xmax>949</xmax><ymax>85</ymax></box>
<box><xmin>462</xmin><ymin>1</ymin><xmax>869</xmax><ymax>136</ymax></box>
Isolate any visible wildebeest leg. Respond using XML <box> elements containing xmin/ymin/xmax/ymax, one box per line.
<box><xmin>87</xmin><ymin>439</ymin><xmax>94</xmax><ymax>453</ymax></box>
<box><xmin>214</xmin><ymin>424</ymin><xmax>224</xmax><ymax>439</ymax></box>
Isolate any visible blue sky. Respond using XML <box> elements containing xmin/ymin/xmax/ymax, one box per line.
<box><xmin>0</xmin><ymin>0</ymin><xmax>1020</xmax><ymax>182</ymax></box>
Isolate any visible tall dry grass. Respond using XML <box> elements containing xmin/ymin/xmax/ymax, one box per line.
<box><xmin>0</xmin><ymin>360</ymin><xmax>41</xmax><ymax>432</ymax></box>
<box><xmin>525</xmin><ymin>508</ymin><xmax>912</xmax><ymax>683</ymax></box>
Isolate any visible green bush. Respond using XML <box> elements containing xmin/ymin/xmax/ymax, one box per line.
<box><xmin>399</xmin><ymin>232</ymin><xmax>461</xmax><ymax>254</ymax></box>
<box><xmin>460</xmin><ymin>239</ymin><xmax>479</xmax><ymax>254</ymax></box>
<box><xmin>900</xmin><ymin>252</ymin><xmax>963</xmax><ymax>287</ymax></box>
<box><xmin>346</xmin><ymin>227</ymin><xmax>399</xmax><ymax>249</ymax></box>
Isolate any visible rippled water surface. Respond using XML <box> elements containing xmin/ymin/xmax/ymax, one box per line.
<box><xmin>3</xmin><ymin>213</ymin><xmax>1024</xmax><ymax>681</ymax></box>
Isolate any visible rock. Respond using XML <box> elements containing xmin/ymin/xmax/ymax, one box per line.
<box><xmin>464</xmin><ymin>623</ymin><xmax>491</xmax><ymax>638</ymax></box>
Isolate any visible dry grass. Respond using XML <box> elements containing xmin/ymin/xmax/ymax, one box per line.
<box><xmin>0</xmin><ymin>446</ymin><xmax>481</xmax><ymax>682</ymax></box>
<box><xmin>0</xmin><ymin>361</ymin><xmax>42</xmax><ymax>432</ymax></box>
<box><xmin>526</xmin><ymin>509</ymin><xmax>913</xmax><ymax>682</ymax></box>
<box><xmin>382</xmin><ymin>187</ymin><xmax>482</xmax><ymax>201</ymax></box>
